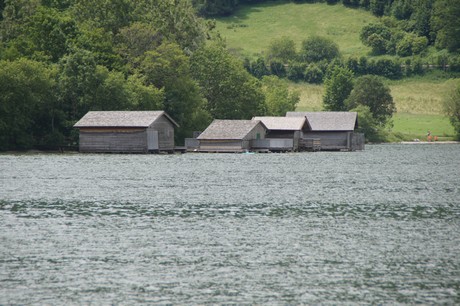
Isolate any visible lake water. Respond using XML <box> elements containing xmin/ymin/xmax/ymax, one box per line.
<box><xmin>1</xmin><ymin>144</ymin><xmax>459</xmax><ymax>304</ymax></box>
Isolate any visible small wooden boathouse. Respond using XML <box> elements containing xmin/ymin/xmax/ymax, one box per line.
<box><xmin>196</xmin><ymin>120</ymin><xmax>267</xmax><ymax>153</ymax></box>
<box><xmin>286</xmin><ymin>112</ymin><xmax>364</xmax><ymax>151</ymax></box>
<box><xmin>74</xmin><ymin>111</ymin><xmax>179</xmax><ymax>153</ymax></box>
<box><xmin>252</xmin><ymin>116</ymin><xmax>309</xmax><ymax>151</ymax></box>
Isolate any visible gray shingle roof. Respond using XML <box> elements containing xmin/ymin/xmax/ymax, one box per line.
<box><xmin>74</xmin><ymin>111</ymin><xmax>178</xmax><ymax>128</ymax></box>
<box><xmin>286</xmin><ymin>112</ymin><xmax>357</xmax><ymax>131</ymax></box>
<box><xmin>252</xmin><ymin>116</ymin><xmax>307</xmax><ymax>131</ymax></box>
<box><xmin>197</xmin><ymin>120</ymin><xmax>265</xmax><ymax>140</ymax></box>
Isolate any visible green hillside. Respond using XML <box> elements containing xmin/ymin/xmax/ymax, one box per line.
<box><xmin>215</xmin><ymin>2</ymin><xmax>375</xmax><ymax>59</ymax></box>
<box><xmin>214</xmin><ymin>2</ymin><xmax>458</xmax><ymax>141</ymax></box>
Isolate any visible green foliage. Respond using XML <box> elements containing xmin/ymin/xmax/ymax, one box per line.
<box><xmin>262</xmin><ymin>76</ymin><xmax>300</xmax><ymax>116</ymax></box>
<box><xmin>266</xmin><ymin>36</ymin><xmax>297</xmax><ymax>64</ymax></box>
<box><xmin>0</xmin><ymin>58</ymin><xmax>56</xmax><ymax>150</ymax></box>
<box><xmin>304</xmin><ymin>63</ymin><xmax>323</xmax><ymax>84</ymax></box>
<box><xmin>70</xmin><ymin>0</ymin><xmax>132</xmax><ymax>33</ymax></box>
<box><xmin>431</xmin><ymin>0</ymin><xmax>460</xmax><ymax>52</ymax></box>
<box><xmin>26</xmin><ymin>6</ymin><xmax>77</xmax><ymax>62</ymax></box>
<box><xmin>351</xmin><ymin>104</ymin><xmax>387</xmax><ymax>142</ymax></box>
<box><xmin>442</xmin><ymin>79</ymin><xmax>460</xmax><ymax>139</ymax></box>
<box><xmin>193</xmin><ymin>0</ymin><xmax>238</xmax><ymax>17</ymax></box>
<box><xmin>125</xmin><ymin>75</ymin><xmax>165</xmax><ymax>111</ymax></box>
<box><xmin>116</xmin><ymin>22</ymin><xmax>162</xmax><ymax>66</ymax></box>
<box><xmin>57</xmin><ymin>49</ymin><xmax>99</xmax><ymax>123</ymax></box>
<box><xmin>250</xmin><ymin>57</ymin><xmax>270</xmax><ymax>79</ymax></box>
<box><xmin>360</xmin><ymin>23</ymin><xmax>392</xmax><ymax>54</ymax></box>
<box><xmin>190</xmin><ymin>42</ymin><xmax>265</xmax><ymax>119</ymax></box>
<box><xmin>396</xmin><ymin>33</ymin><xmax>428</xmax><ymax>56</ymax></box>
<box><xmin>345</xmin><ymin>75</ymin><xmax>395</xmax><ymax>126</ymax></box>
<box><xmin>139</xmin><ymin>41</ymin><xmax>208</xmax><ymax>140</ymax></box>
<box><xmin>269</xmin><ymin>59</ymin><xmax>286</xmax><ymax>78</ymax></box>
<box><xmin>286</xmin><ymin>62</ymin><xmax>305</xmax><ymax>82</ymax></box>
<box><xmin>368</xmin><ymin>58</ymin><xmax>402</xmax><ymax>79</ymax></box>
<box><xmin>133</xmin><ymin>0</ymin><xmax>207</xmax><ymax>51</ymax></box>
<box><xmin>299</xmin><ymin>36</ymin><xmax>340</xmax><ymax>63</ymax></box>
<box><xmin>323</xmin><ymin>66</ymin><xmax>354</xmax><ymax>111</ymax></box>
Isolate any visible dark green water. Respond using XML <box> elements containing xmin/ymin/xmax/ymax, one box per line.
<box><xmin>1</xmin><ymin>144</ymin><xmax>459</xmax><ymax>304</ymax></box>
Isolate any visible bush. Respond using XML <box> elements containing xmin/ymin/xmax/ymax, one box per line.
<box><xmin>396</xmin><ymin>33</ymin><xmax>428</xmax><ymax>56</ymax></box>
<box><xmin>299</xmin><ymin>36</ymin><xmax>340</xmax><ymax>63</ymax></box>
<box><xmin>368</xmin><ymin>58</ymin><xmax>402</xmax><ymax>79</ymax></box>
<box><xmin>286</xmin><ymin>62</ymin><xmax>305</xmax><ymax>82</ymax></box>
<box><xmin>250</xmin><ymin>57</ymin><xmax>270</xmax><ymax>79</ymax></box>
<box><xmin>269</xmin><ymin>60</ymin><xmax>286</xmax><ymax>77</ymax></box>
<box><xmin>360</xmin><ymin>23</ymin><xmax>393</xmax><ymax>55</ymax></box>
<box><xmin>304</xmin><ymin>63</ymin><xmax>323</xmax><ymax>83</ymax></box>
<box><xmin>351</xmin><ymin>104</ymin><xmax>387</xmax><ymax>142</ymax></box>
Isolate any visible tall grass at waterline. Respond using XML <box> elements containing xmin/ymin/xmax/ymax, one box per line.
<box><xmin>214</xmin><ymin>2</ymin><xmax>375</xmax><ymax>59</ymax></box>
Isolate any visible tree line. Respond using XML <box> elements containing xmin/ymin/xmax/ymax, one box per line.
<box><xmin>1</xmin><ymin>0</ymin><xmax>459</xmax><ymax>150</ymax></box>
<box><xmin>0</xmin><ymin>0</ymin><xmax>299</xmax><ymax>150</ymax></box>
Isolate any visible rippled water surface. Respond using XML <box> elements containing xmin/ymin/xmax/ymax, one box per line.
<box><xmin>1</xmin><ymin>144</ymin><xmax>459</xmax><ymax>304</ymax></box>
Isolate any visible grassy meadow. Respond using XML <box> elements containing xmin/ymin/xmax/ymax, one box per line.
<box><xmin>215</xmin><ymin>1</ymin><xmax>375</xmax><ymax>59</ymax></box>
<box><xmin>213</xmin><ymin>1</ymin><xmax>458</xmax><ymax>141</ymax></box>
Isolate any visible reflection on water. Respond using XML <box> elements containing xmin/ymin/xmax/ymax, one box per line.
<box><xmin>1</xmin><ymin>144</ymin><xmax>459</xmax><ymax>304</ymax></box>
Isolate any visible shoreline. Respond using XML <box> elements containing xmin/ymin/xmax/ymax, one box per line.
<box><xmin>398</xmin><ymin>141</ymin><xmax>459</xmax><ymax>144</ymax></box>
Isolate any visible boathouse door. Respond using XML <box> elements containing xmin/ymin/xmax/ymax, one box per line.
<box><xmin>147</xmin><ymin>130</ymin><xmax>159</xmax><ymax>151</ymax></box>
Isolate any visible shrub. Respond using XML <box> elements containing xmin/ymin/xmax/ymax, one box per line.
<box><xmin>304</xmin><ymin>63</ymin><xmax>323</xmax><ymax>83</ymax></box>
<box><xmin>269</xmin><ymin>60</ymin><xmax>286</xmax><ymax>77</ymax></box>
<box><xmin>299</xmin><ymin>36</ymin><xmax>340</xmax><ymax>63</ymax></box>
<box><xmin>286</xmin><ymin>62</ymin><xmax>305</xmax><ymax>82</ymax></box>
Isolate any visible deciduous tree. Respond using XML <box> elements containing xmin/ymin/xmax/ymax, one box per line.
<box><xmin>0</xmin><ymin>58</ymin><xmax>56</xmax><ymax>149</ymax></box>
<box><xmin>299</xmin><ymin>36</ymin><xmax>340</xmax><ymax>63</ymax></box>
<box><xmin>345</xmin><ymin>75</ymin><xmax>395</xmax><ymax>126</ymax></box>
<box><xmin>190</xmin><ymin>42</ymin><xmax>265</xmax><ymax>119</ymax></box>
<box><xmin>442</xmin><ymin>79</ymin><xmax>460</xmax><ymax>140</ymax></box>
<box><xmin>431</xmin><ymin>0</ymin><xmax>460</xmax><ymax>52</ymax></box>
<box><xmin>261</xmin><ymin>76</ymin><xmax>299</xmax><ymax>116</ymax></box>
<box><xmin>323</xmin><ymin>66</ymin><xmax>354</xmax><ymax>111</ymax></box>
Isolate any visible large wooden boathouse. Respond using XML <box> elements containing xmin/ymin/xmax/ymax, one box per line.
<box><xmin>286</xmin><ymin>112</ymin><xmax>364</xmax><ymax>151</ymax></box>
<box><xmin>74</xmin><ymin>111</ymin><xmax>178</xmax><ymax>153</ymax></box>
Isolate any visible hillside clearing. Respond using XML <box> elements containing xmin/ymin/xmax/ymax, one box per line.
<box><xmin>214</xmin><ymin>2</ymin><xmax>375</xmax><ymax>59</ymax></box>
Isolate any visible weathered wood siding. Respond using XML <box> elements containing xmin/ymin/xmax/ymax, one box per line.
<box><xmin>301</xmin><ymin>131</ymin><xmax>364</xmax><ymax>151</ymax></box>
<box><xmin>351</xmin><ymin>133</ymin><xmax>365</xmax><ymax>150</ymax></box>
<box><xmin>251</xmin><ymin>139</ymin><xmax>294</xmax><ymax>151</ymax></box>
<box><xmin>199</xmin><ymin>140</ymin><xmax>247</xmax><ymax>152</ymax></box>
<box><xmin>149</xmin><ymin>115</ymin><xmax>175</xmax><ymax>151</ymax></box>
<box><xmin>243</xmin><ymin>124</ymin><xmax>266</xmax><ymax>141</ymax></box>
<box><xmin>302</xmin><ymin>131</ymin><xmax>349</xmax><ymax>150</ymax></box>
<box><xmin>79</xmin><ymin>130</ymin><xmax>147</xmax><ymax>153</ymax></box>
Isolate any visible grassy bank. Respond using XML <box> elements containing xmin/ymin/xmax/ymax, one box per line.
<box><xmin>215</xmin><ymin>1</ymin><xmax>375</xmax><ymax>59</ymax></box>
<box><xmin>392</xmin><ymin>113</ymin><xmax>454</xmax><ymax>141</ymax></box>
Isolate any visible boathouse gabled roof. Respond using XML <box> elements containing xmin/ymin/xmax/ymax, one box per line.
<box><xmin>197</xmin><ymin>120</ymin><xmax>266</xmax><ymax>140</ymax></box>
<box><xmin>252</xmin><ymin>116</ymin><xmax>307</xmax><ymax>131</ymax></box>
<box><xmin>286</xmin><ymin>112</ymin><xmax>358</xmax><ymax>131</ymax></box>
<box><xmin>73</xmin><ymin>111</ymin><xmax>179</xmax><ymax>128</ymax></box>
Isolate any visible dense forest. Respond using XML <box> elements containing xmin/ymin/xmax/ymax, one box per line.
<box><xmin>0</xmin><ymin>0</ymin><xmax>459</xmax><ymax>150</ymax></box>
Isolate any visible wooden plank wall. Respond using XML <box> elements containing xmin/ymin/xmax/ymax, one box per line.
<box><xmin>150</xmin><ymin>116</ymin><xmax>174</xmax><ymax>151</ymax></box>
<box><xmin>302</xmin><ymin>132</ymin><xmax>349</xmax><ymax>150</ymax></box>
<box><xmin>199</xmin><ymin>140</ymin><xmax>246</xmax><ymax>152</ymax></box>
<box><xmin>79</xmin><ymin>131</ymin><xmax>147</xmax><ymax>153</ymax></box>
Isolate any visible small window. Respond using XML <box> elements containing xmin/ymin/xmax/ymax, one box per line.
<box><xmin>256</xmin><ymin>133</ymin><xmax>261</xmax><ymax>139</ymax></box>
